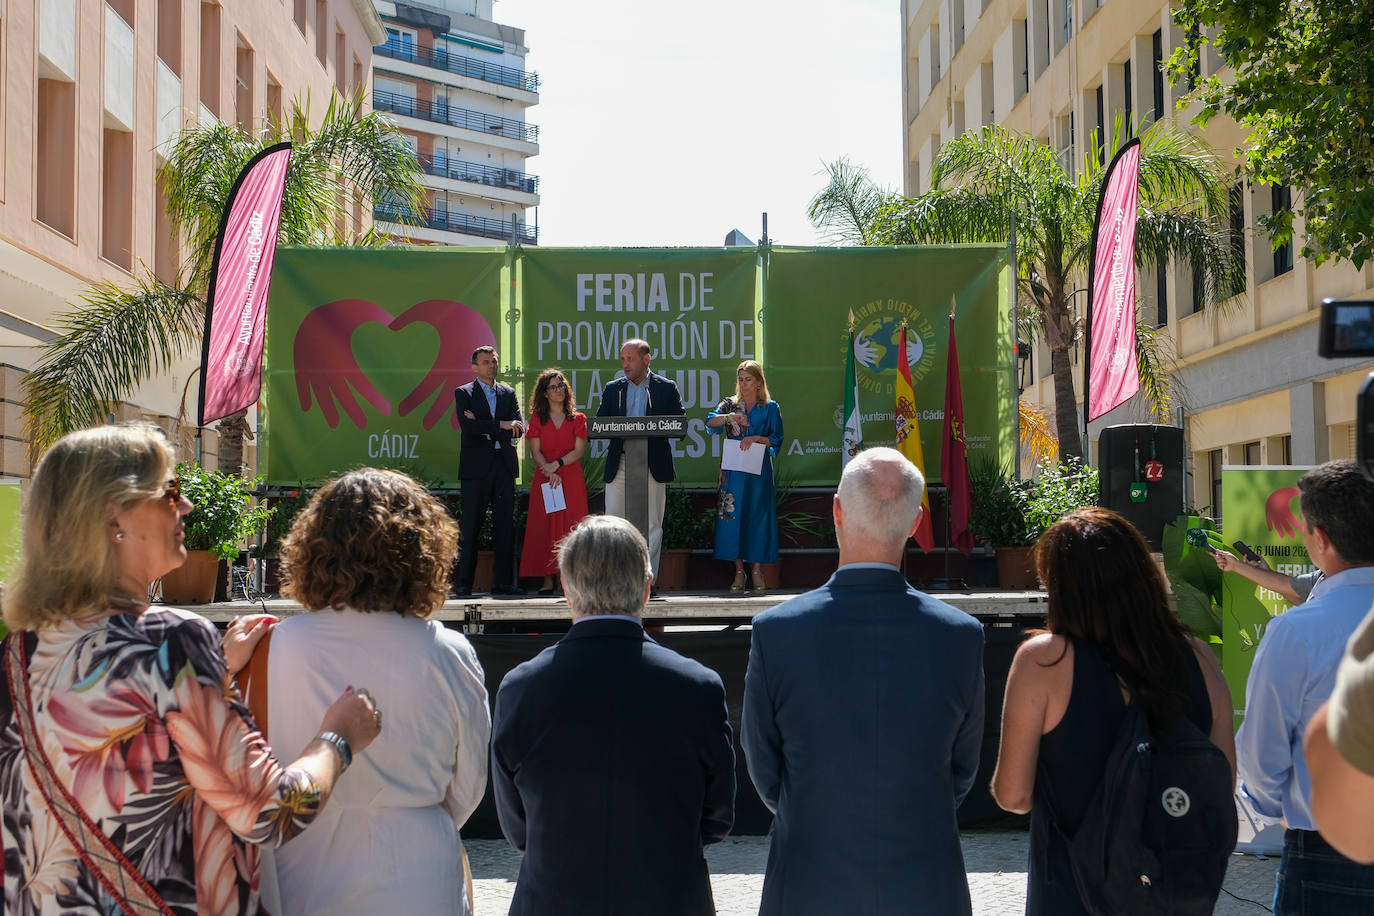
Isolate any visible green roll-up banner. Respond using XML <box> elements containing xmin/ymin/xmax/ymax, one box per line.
<box><xmin>262</xmin><ymin>245</ymin><xmax>1016</xmax><ymax>488</ymax></box>
<box><xmin>764</xmin><ymin>246</ymin><xmax>1015</xmax><ymax>484</ymax></box>
<box><xmin>1219</xmin><ymin>465</ymin><xmax>1312</xmax><ymax>726</ymax></box>
<box><xmin>264</xmin><ymin>247</ymin><xmax>507</xmax><ymax>486</ymax></box>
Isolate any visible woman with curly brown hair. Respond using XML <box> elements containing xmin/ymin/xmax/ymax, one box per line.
<box><xmin>520</xmin><ymin>367</ymin><xmax>589</xmax><ymax>596</ymax></box>
<box><xmin>256</xmin><ymin>468</ymin><xmax>490</xmax><ymax>916</ymax></box>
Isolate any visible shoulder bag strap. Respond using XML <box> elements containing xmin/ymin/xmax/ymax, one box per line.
<box><xmin>236</xmin><ymin>627</ymin><xmax>272</xmax><ymax>737</ymax></box>
<box><xmin>5</xmin><ymin>634</ymin><xmax>176</xmax><ymax>916</ymax></box>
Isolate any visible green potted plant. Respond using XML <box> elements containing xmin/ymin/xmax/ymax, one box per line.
<box><xmin>160</xmin><ymin>462</ymin><xmax>274</xmax><ymax>604</ymax></box>
<box><xmin>970</xmin><ymin>457</ymin><xmax>1099</xmax><ymax>588</ymax></box>
<box><xmin>659</xmin><ymin>486</ymin><xmax>714</xmax><ymax>591</ymax></box>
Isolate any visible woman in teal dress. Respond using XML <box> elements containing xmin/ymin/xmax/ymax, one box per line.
<box><xmin>706</xmin><ymin>360</ymin><xmax>783</xmax><ymax>593</ymax></box>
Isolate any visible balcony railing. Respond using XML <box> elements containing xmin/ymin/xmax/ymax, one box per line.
<box><xmin>374</xmin><ymin>203</ymin><xmax>537</xmax><ymax>245</ymax></box>
<box><xmin>376</xmin><ymin>39</ymin><xmax>540</xmax><ymax>94</ymax></box>
<box><xmin>374</xmin><ymin>89</ymin><xmax>539</xmax><ymax>144</ymax></box>
<box><xmin>417</xmin><ymin>153</ymin><xmax>538</xmax><ymax>195</ymax></box>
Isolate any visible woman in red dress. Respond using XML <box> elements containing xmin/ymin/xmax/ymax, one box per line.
<box><xmin>520</xmin><ymin>368</ymin><xmax>589</xmax><ymax>595</ymax></box>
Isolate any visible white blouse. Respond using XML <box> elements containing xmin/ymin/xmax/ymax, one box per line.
<box><xmin>258</xmin><ymin>609</ymin><xmax>490</xmax><ymax>916</ymax></box>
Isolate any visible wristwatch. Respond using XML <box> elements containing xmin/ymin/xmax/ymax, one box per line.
<box><xmin>319</xmin><ymin>730</ymin><xmax>353</xmax><ymax>769</ymax></box>
<box><xmin>556</xmin><ymin>457</ymin><xmax>564</xmax><ymax>468</ymax></box>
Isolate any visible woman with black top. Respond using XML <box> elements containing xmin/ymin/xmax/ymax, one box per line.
<box><xmin>990</xmin><ymin>507</ymin><xmax>1235</xmax><ymax>914</ymax></box>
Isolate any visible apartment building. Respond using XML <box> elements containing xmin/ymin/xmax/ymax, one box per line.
<box><xmin>370</xmin><ymin>0</ymin><xmax>539</xmax><ymax>245</ymax></box>
<box><xmin>901</xmin><ymin>0</ymin><xmax>1374</xmax><ymax>519</ymax></box>
<box><xmin>0</xmin><ymin>0</ymin><xmax>384</xmax><ymax>476</ymax></box>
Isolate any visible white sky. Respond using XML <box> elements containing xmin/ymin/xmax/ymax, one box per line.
<box><xmin>491</xmin><ymin>0</ymin><xmax>904</xmax><ymax>247</ymax></box>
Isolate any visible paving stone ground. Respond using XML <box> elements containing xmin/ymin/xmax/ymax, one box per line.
<box><xmin>467</xmin><ymin>827</ymin><xmax>1279</xmax><ymax>914</ymax></box>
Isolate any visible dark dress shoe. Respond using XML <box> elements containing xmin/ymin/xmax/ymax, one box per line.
<box><xmin>536</xmin><ymin>587</ymin><xmax>557</xmax><ymax>597</ymax></box>
<box><xmin>491</xmin><ymin>585</ymin><xmax>527</xmax><ymax>598</ymax></box>
<box><xmin>454</xmin><ymin>586</ymin><xmax>473</xmax><ymax>598</ymax></box>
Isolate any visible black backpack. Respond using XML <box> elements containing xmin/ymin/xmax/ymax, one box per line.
<box><xmin>1049</xmin><ymin>687</ymin><xmax>1238</xmax><ymax>915</ymax></box>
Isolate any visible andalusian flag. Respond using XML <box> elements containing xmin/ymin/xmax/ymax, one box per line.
<box><xmin>895</xmin><ymin>319</ymin><xmax>935</xmax><ymax>552</ymax></box>
<box><xmin>842</xmin><ymin>315</ymin><xmax>863</xmax><ymax>469</ymax></box>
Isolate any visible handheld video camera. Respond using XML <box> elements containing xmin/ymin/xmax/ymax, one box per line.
<box><xmin>1318</xmin><ymin>299</ymin><xmax>1374</xmax><ymax>480</ymax></box>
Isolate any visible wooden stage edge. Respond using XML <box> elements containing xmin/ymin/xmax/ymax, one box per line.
<box><xmin>187</xmin><ymin>589</ymin><xmax>1050</xmax><ymax>630</ymax></box>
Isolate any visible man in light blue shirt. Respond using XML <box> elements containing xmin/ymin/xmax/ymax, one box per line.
<box><xmin>1237</xmin><ymin>459</ymin><xmax>1374</xmax><ymax>914</ymax></box>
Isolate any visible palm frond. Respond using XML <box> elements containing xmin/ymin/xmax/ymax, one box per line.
<box><xmin>807</xmin><ymin>158</ymin><xmax>896</xmax><ymax>245</ymax></box>
<box><xmin>1133</xmin><ymin>317</ymin><xmax>1176</xmax><ymax>421</ymax></box>
<box><xmin>24</xmin><ymin>277</ymin><xmax>203</xmax><ymax>452</ymax></box>
<box><xmin>1018</xmin><ymin>399</ymin><xmax>1059</xmax><ymax>462</ymax></box>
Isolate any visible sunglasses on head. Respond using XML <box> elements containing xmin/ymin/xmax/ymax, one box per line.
<box><xmin>162</xmin><ymin>476</ymin><xmax>182</xmax><ymax>505</ymax></box>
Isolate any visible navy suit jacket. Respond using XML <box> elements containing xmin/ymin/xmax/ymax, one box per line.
<box><xmin>595</xmin><ymin>371</ymin><xmax>684</xmax><ymax>484</ymax></box>
<box><xmin>742</xmin><ymin>566</ymin><xmax>986</xmax><ymax>916</ymax></box>
<box><xmin>492</xmin><ymin>617</ymin><xmax>735</xmax><ymax>916</ymax></box>
<box><xmin>454</xmin><ymin>380</ymin><xmax>521</xmax><ymax>479</ymax></box>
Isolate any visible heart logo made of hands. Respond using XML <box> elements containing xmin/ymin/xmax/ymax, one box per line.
<box><xmin>294</xmin><ymin>298</ymin><xmax>497</xmax><ymax>430</ymax></box>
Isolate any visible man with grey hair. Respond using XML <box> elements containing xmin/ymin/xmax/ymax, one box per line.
<box><xmin>743</xmin><ymin>447</ymin><xmax>986</xmax><ymax>915</ymax></box>
<box><xmin>491</xmin><ymin>515</ymin><xmax>735</xmax><ymax>915</ymax></box>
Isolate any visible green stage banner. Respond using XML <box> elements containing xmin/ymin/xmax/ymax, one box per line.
<box><xmin>261</xmin><ymin>245</ymin><xmax>1016</xmax><ymax>489</ymax></box>
<box><xmin>1219</xmin><ymin>465</ymin><xmax>1312</xmax><ymax>725</ymax></box>
<box><xmin>517</xmin><ymin>248</ymin><xmax>759</xmax><ymax>485</ymax></box>
<box><xmin>263</xmin><ymin>247</ymin><xmax>507</xmax><ymax>486</ymax></box>
<box><xmin>764</xmin><ymin>246</ymin><xmax>1015</xmax><ymax>484</ymax></box>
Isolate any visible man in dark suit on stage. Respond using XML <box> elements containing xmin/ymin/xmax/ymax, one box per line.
<box><xmin>596</xmin><ymin>338</ymin><xmax>684</xmax><ymax>589</ymax></box>
<box><xmin>742</xmin><ymin>447</ymin><xmax>986</xmax><ymax>916</ymax></box>
<box><xmin>491</xmin><ymin>515</ymin><xmax>735</xmax><ymax>916</ymax></box>
<box><xmin>453</xmin><ymin>345</ymin><xmax>525</xmax><ymax>597</ymax></box>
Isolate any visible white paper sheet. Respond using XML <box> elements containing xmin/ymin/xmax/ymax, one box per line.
<box><xmin>722</xmin><ymin>438</ymin><xmax>766</xmax><ymax>475</ymax></box>
<box><xmin>541</xmin><ymin>481</ymin><xmax>567</xmax><ymax>513</ymax></box>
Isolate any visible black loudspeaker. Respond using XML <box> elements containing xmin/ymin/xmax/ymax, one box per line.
<box><xmin>1097</xmin><ymin>424</ymin><xmax>1184</xmax><ymax>549</ymax></box>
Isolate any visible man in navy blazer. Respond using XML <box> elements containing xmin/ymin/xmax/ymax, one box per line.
<box><xmin>595</xmin><ymin>338</ymin><xmax>684</xmax><ymax>587</ymax></box>
<box><xmin>453</xmin><ymin>346</ymin><xmax>525</xmax><ymax>596</ymax></box>
<box><xmin>491</xmin><ymin>515</ymin><xmax>735</xmax><ymax>915</ymax></box>
<box><xmin>743</xmin><ymin>447</ymin><xmax>986</xmax><ymax>916</ymax></box>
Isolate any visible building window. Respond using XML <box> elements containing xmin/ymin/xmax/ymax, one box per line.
<box><xmin>1151</xmin><ymin>29</ymin><xmax>1164</xmax><ymax>121</ymax></box>
<box><xmin>332</xmin><ymin>28</ymin><xmax>345</xmax><ymax>95</ymax></box>
<box><xmin>1229</xmin><ymin>183</ymin><xmax>1246</xmax><ymax>297</ymax></box>
<box><xmin>1191</xmin><ymin>267</ymin><xmax>1205</xmax><ymax>315</ymax></box>
<box><xmin>200</xmin><ymin>3</ymin><xmax>221</xmax><ymax>116</ymax></box>
<box><xmin>1243</xmin><ymin>441</ymin><xmax>1261</xmax><ymax>465</ymax></box>
<box><xmin>1272</xmin><ymin>185</ymin><xmax>1294</xmax><ymax>276</ymax></box>
<box><xmin>353</xmin><ymin>55</ymin><xmax>363</xmax><ymax>95</ymax></box>
<box><xmin>1281</xmin><ymin>435</ymin><xmax>1292</xmax><ymax>465</ymax></box>
<box><xmin>157</xmin><ymin>0</ymin><xmax>181</xmax><ymax>75</ymax></box>
<box><xmin>1209</xmin><ymin>449</ymin><xmax>1223</xmax><ymax>521</ymax></box>
<box><xmin>294</xmin><ymin>0</ymin><xmax>307</xmax><ymax>36</ymax></box>
<box><xmin>1094</xmin><ymin>84</ymin><xmax>1104</xmax><ymax>166</ymax></box>
<box><xmin>1156</xmin><ymin>262</ymin><xmax>1168</xmax><ymax>327</ymax></box>
<box><xmin>154</xmin><ymin>171</ymin><xmax>178</xmax><ymax>284</ymax></box>
<box><xmin>1017</xmin><ymin>19</ymin><xmax>1029</xmax><ymax>98</ymax></box>
<box><xmin>235</xmin><ymin>35</ymin><xmax>254</xmax><ymax>131</ymax></box>
<box><xmin>36</xmin><ymin>77</ymin><xmax>76</xmax><ymax>238</ymax></box>
<box><xmin>108</xmin><ymin>0</ymin><xmax>134</xmax><ymax>28</ymax></box>
<box><xmin>101</xmin><ymin>128</ymin><xmax>134</xmax><ymax>270</ymax></box>
<box><xmin>1123</xmin><ymin>59</ymin><xmax>1132</xmax><ymax>132</ymax></box>
<box><xmin>266</xmin><ymin>72</ymin><xmax>282</xmax><ymax>124</ymax></box>
<box><xmin>316</xmin><ymin>1</ymin><xmax>329</xmax><ymax>68</ymax></box>
<box><xmin>1187</xmin><ymin>23</ymin><xmax>1200</xmax><ymax>91</ymax></box>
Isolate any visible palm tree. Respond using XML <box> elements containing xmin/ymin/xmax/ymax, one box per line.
<box><xmin>810</xmin><ymin>120</ymin><xmax>1242</xmax><ymax>460</ymax></box>
<box><xmin>24</xmin><ymin>91</ymin><xmax>423</xmax><ymax>472</ymax></box>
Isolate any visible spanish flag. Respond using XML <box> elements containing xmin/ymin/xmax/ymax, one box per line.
<box><xmin>895</xmin><ymin>319</ymin><xmax>935</xmax><ymax>552</ymax></box>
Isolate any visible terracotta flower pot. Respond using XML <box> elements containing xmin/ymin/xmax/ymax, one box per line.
<box><xmin>995</xmin><ymin>546</ymin><xmax>1039</xmax><ymax>590</ymax></box>
<box><xmin>656</xmin><ymin>548</ymin><xmax>692</xmax><ymax>591</ymax></box>
<box><xmin>160</xmin><ymin>549</ymin><xmax>220</xmax><ymax>604</ymax></box>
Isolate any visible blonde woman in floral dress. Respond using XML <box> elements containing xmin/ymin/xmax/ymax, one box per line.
<box><xmin>0</xmin><ymin>425</ymin><xmax>381</xmax><ymax>915</ymax></box>
<box><xmin>706</xmin><ymin>360</ymin><xmax>784</xmax><ymax>593</ymax></box>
